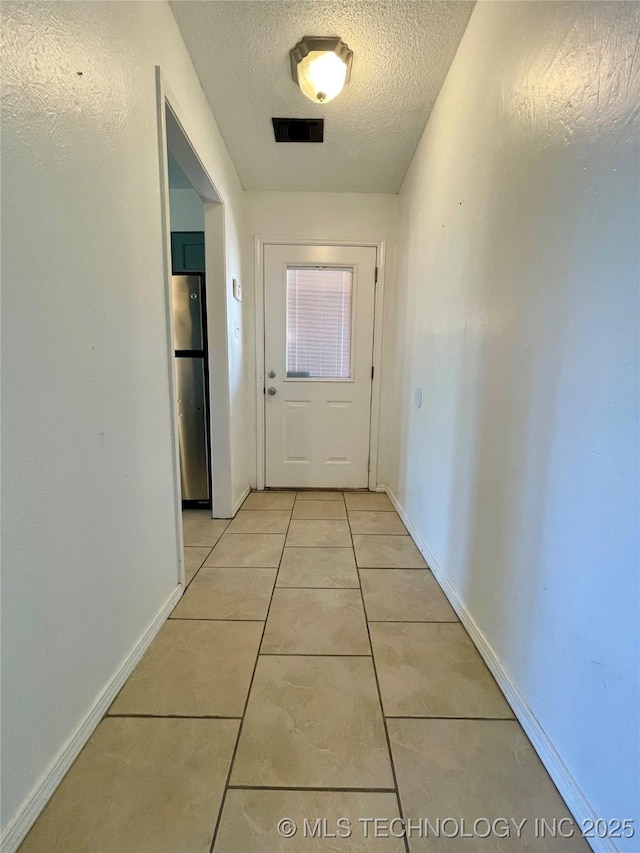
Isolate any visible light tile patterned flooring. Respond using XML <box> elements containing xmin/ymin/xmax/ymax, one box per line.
<box><xmin>20</xmin><ymin>491</ymin><xmax>586</xmax><ymax>853</ymax></box>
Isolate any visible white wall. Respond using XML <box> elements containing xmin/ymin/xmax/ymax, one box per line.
<box><xmin>380</xmin><ymin>0</ymin><xmax>639</xmax><ymax>845</ymax></box>
<box><xmin>246</xmin><ymin>192</ymin><xmax>398</xmax><ymax>246</ymax></box>
<box><xmin>0</xmin><ymin>1</ymin><xmax>252</xmax><ymax>844</ymax></box>
<box><xmin>169</xmin><ymin>188</ymin><xmax>204</xmax><ymax>231</ymax></box>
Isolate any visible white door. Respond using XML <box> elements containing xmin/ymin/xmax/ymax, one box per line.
<box><xmin>264</xmin><ymin>244</ymin><xmax>377</xmax><ymax>488</ymax></box>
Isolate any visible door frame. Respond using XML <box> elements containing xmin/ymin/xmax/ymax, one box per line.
<box><xmin>156</xmin><ymin>67</ymin><xmax>234</xmax><ymax>591</ymax></box>
<box><xmin>254</xmin><ymin>237</ymin><xmax>386</xmax><ymax>492</ymax></box>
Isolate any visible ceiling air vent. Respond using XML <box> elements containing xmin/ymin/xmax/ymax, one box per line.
<box><xmin>272</xmin><ymin>117</ymin><xmax>324</xmax><ymax>143</ymax></box>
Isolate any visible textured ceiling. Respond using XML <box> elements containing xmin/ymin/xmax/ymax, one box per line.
<box><xmin>169</xmin><ymin>1</ymin><xmax>475</xmax><ymax>193</ymax></box>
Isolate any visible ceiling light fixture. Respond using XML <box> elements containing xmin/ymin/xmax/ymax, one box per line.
<box><xmin>290</xmin><ymin>36</ymin><xmax>353</xmax><ymax>104</ymax></box>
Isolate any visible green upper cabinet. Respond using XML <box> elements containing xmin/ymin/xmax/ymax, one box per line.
<box><xmin>171</xmin><ymin>231</ymin><xmax>205</xmax><ymax>274</ymax></box>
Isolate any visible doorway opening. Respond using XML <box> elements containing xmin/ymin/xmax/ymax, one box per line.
<box><xmin>156</xmin><ymin>69</ymin><xmax>234</xmax><ymax>588</ymax></box>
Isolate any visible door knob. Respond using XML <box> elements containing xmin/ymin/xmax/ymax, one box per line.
<box><xmin>267</xmin><ymin>386</ymin><xmax>277</xmax><ymax>396</ymax></box>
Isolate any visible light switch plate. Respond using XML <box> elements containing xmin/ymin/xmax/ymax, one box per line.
<box><xmin>232</xmin><ymin>278</ymin><xmax>242</xmax><ymax>302</ymax></box>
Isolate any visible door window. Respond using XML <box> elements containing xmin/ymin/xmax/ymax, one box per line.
<box><xmin>286</xmin><ymin>267</ymin><xmax>353</xmax><ymax>379</ymax></box>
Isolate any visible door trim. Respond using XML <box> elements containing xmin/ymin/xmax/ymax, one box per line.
<box><xmin>254</xmin><ymin>237</ymin><xmax>385</xmax><ymax>491</ymax></box>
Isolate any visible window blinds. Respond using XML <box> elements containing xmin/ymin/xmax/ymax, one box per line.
<box><xmin>286</xmin><ymin>267</ymin><xmax>353</xmax><ymax>379</ymax></box>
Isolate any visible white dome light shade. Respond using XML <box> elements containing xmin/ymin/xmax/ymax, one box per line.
<box><xmin>298</xmin><ymin>51</ymin><xmax>347</xmax><ymax>103</ymax></box>
<box><xmin>290</xmin><ymin>37</ymin><xmax>353</xmax><ymax>104</ymax></box>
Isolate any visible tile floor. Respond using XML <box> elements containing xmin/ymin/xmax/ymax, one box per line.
<box><xmin>20</xmin><ymin>491</ymin><xmax>587</xmax><ymax>853</ymax></box>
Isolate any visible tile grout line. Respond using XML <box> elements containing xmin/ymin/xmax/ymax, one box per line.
<box><xmin>367</xmin><ymin>619</ymin><xmax>460</xmax><ymax>624</ymax></box>
<box><xmin>207</xmin><ymin>498</ymin><xmax>291</xmax><ymax>853</ymax></box>
<box><xmin>385</xmin><ymin>715</ymin><xmax>518</xmax><ymax>721</ymax></box>
<box><xmin>169</xmin><ymin>617</ymin><xmax>267</xmax><ymax>622</ymax></box>
<box><xmin>348</xmin><ymin>508</ymin><xmax>411</xmax><ymax>853</ymax></box>
<box><xmin>107</xmin><ymin>713</ymin><xmax>242</xmax><ymax>720</ymax></box>
<box><xmin>223</xmin><ymin>532</ymin><xmax>290</xmax><ymax>536</ymax></box>
<box><xmin>344</xmin><ymin>533</ymin><xmax>412</xmax><ymax>537</ymax></box>
<box><xmin>258</xmin><ymin>652</ymin><xmax>372</xmax><ymax>657</ymax></box>
<box><xmin>169</xmin><ymin>616</ymin><xmax>264</xmax><ymax>622</ymax></box>
<box><xmin>226</xmin><ymin>785</ymin><xmax>398</xmax><ymax>793</ymax></box>
<box><xmin>275</xmin><ymin>586</ymin><xmax>360</xmax><ymax>590</ymax></box>
<box><xmin>284</xmin><ymin>544</ymin><xmax>363</xmax><ymax>549</ymax></box>
<box><xmin>182</xmin><ymin>543</ymin><xmax>215</xmax><ymax>590</ymax></box>
<box><xmin>356</xmin><ymin>561</ymin><xmax>430</xmax><ymax>572</ymax></box>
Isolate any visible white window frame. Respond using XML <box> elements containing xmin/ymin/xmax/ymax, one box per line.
<box><xmin>284</xmin><ymin>264</ymin><xmax>357</xmax><ymax>383</ymax></box>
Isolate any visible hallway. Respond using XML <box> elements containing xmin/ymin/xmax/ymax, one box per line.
<box><xmin>2</xmin><ymin>0</ymin><xmax>638</xmax><ymax>848</ymax></box>
<box><xmin>20</xmin><ymin>491</ymin><xmax>584</xmax><ymax>852</ymax></box>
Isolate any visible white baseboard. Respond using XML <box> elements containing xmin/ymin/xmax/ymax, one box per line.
<box><xmin>383</xmin><ymin>485</ymin><xmax>616</xmax><ymax>853</ymax></box>
<box><xmin>232</xmin><ymin>483</ymin><xmax>251</xmax><ymax>516</ymax></box>
<box><xmin>1</xmin><ymin>584</ymin><xmax>183</xmax><ymax>853</ymax></box>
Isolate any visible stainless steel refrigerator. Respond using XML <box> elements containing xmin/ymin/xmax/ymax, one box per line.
<box><xmin>171</xmin><ymin>275</ymin><xmax>211</xmax><ymax>505</ymax></box>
